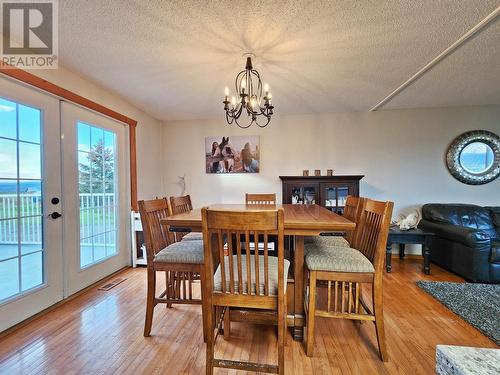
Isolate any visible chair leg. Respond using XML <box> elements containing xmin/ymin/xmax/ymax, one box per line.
<box><xmin>223</xmin><ymin>306</ymin><xmax>231</xmax><ymax>340</ymax></box>
<box><xmin>205</xmin><ymin>301</ymin><xmax>214</xmax><ymax>375</ymax></box>
<box><xmin>144</xmin><ymin>268</ymin><xmax>156</xmax><ymax>337</ymax></box>
<box><xmin>200</xmin><ymin>271</ymin><xmax>208</xmax><ymax>343</ymax></box>
<box><xmin>166</xmin><ymin>272</ymin><xmax>172</xmax><ymax>308</ymax></box>
<box><xmin>278</xmin><ymin>292</ymin><xmax>286</xmax><ymax>374</ymax></box>
<box><xmin>373</xmin><ymin>279</ymin><xmax>388</xmax><ymax>362</ymax></box>
<box><xmin>306</xmin><ymin>270</ymin><xmax>317</xmax><ymax>357</ymax></box>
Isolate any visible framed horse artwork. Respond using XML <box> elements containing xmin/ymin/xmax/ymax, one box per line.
<box><xmin>205</xmin><ymin>135</ymin><xmax>260</xmax><ymax>173</ymax></box>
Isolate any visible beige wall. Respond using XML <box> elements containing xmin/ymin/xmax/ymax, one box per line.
<box><xmin>162</xmin><ymin>105</ymin><xmax>500</xmax><ymax>254</ymax></box>
<box><xmin>33</xmin><ymin>67</ymin><xmax>164</xmax><ymax>200</ymax></box>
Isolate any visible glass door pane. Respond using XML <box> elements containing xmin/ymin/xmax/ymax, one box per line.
<box><xmin>324</xmin><ymin>186</ymin><xmax>337</xmax><ymax>208</ymax></box>
<box><xmin>77</xmin><ymin>122</ymin><xmax>118</xmax><ymax>268</ymax></box>
<box><xmin>291</xmin><ymin>186</ymin><xmax>317</xmax><ymax>205</ymax></box>
<box><xmin>0</xmin><ymin>98</ymin><xmax>44</xmax><ymax>302</ymax></box>
<box><xmin>337</xmin><ymin>187</ymin><xmax>349</xmax><ymax>215</ymax></box>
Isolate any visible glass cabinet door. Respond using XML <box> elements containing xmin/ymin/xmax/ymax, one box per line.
<box><xmin>289</xmin><ymin>184</ymin><xmax>318</xmax><ymax>205</ymax></box>
<box><xmin>322</xmin><ymin>184</ymin><xmax>350</xmax><ymax>214</ymax></box>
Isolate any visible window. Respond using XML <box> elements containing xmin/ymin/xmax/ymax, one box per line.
<box><xmin>0</xmin><ymin>97</ymin><xmax>43</xmax><ymax>301</ymax></box>
<box><xmin>77</xmin><ymin>122</ymin><xmax>118</xmax><ymax>268</ymax></box>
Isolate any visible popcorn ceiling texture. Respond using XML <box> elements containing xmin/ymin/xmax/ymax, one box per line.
<box><xmin>58</xmin><ymin>1</ymin><xmax>500</xmax><ymax>120</ymax></box>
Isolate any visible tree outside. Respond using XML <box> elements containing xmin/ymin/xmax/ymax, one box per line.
<box><xmin>79</xmin><ymin>139</ymin><xmax>115</xmax><ymax>194</ymax></box>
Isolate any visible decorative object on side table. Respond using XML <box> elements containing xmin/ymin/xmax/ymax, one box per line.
<box><xmin>386</xmin><ymin>227</ymin><xmax>434</xmax><ymax>274</ymax></box>
<box><xmin>303</xmin><ymin>169</ymin><xmax>309</xmax><ymax>176</ymax></box>
<box><xmin>314</xmin><ymin>169</ymin><xmax>321</xmax><ymax>176</ymax></box>
<box><xmin>393</xmin><ymin>210</ymin><xmax>420</xmax><ymax>230</ymax></box>
<box><xmin>446</xmin><ymin>130</ymin><xmax>500</xmax><ymax>185</ymax></box>
<box><xmin>326</xmin><ymin>169</ymin><xmax>333</xmax><ymax>176</ymax></box>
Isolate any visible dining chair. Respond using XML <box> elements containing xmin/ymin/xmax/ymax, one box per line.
<box><xmin>139</xmin><ymin>198</ymin><xmax>207</xmax><ymax>340</ymax></box>
<box><xmin>170</xmin><ymin>194</ymin><xmax>203</xmax><ymax>241</ymax></box>
<box><xmin>304</xmin><ymin>198</ymin><xmax>393</xmax><ymax>360</ymax></box>
<box><xmin>202</xmin><ymin>207</ymin><xmax>288</xmax><ymax>375</ymax></box>
<box><xmin>305</xmin><ymin>196</ymin><xmax>365</xmax><ymax>249</ymax></box>
<box><xmin>245</xmin><ymin>193</ymin><xmax>277</xmax><ymax>205</ymax></box>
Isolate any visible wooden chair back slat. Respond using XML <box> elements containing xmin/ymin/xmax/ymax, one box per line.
<box><xmin>264</xmin><ymin>233</ymin><xmax>269</xmax><ymax>296</ymax></box>
<box><xmin>343</xmin><ymin>196</ymin><xmax>365</xmax><ymax>243</ymax></box>
<box><xmin>139</xmin><ymin>198</ymin><xmax>174</xmax><ymax>264</ymax></box>
<box><xmin>245</xmin><ymin>193</ymin><xmax>277</xmax><ymax>206</ymax></box>
<box><xmin>202</xmin><ymin>208</ymin><xmax>285</xmax><ymax>298</ymax></box>
<box><xmin>218</xmin><ymin>229</ymin><xmax>226</xmax><ymax>293</ymax></box>
<box><xmin>236</xmin><ymin>232</ymin><xmax>243</xmax><ymax>294</ymax></box>
<box><xmin>352</xmin><ymin>199</ymin><xmax>393</xmax><ymax>271</ymax></box>
<box><xmin>227</xmin><ymin>233</ymin><xmax>235</xmax><ymax>294</ymax></box>
<box><xmin>245</xmin><ymin>230</ymin><xmax>252</xmax><ymax>294</ymax></box>
<box><xmin>254</xmin><ymin>232</ymin><xmax>260</xmax><ymax>296</ymax></box>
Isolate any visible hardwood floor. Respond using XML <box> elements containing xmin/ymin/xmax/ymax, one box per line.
<box><xmin>0</xmin><ymin>258</ymin><xmax>497</xmax><ymax>374</ymax></box>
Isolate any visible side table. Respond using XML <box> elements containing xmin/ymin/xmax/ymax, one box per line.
<box><xmin>386</xmin><ymin>227</ymin><xmax>434</xmax><ymax>274</ymax></box>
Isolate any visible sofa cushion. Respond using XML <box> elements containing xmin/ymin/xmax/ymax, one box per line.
<box><xmin>422</xmin><ymin>204</ymin><xmax>498</xmax><ymax>240</ymax></box>
<box><xmin>214</xmin><ymin>255</ymin><xmax>290</xmax><ymax>295</ymax></box>
<box><xmin>490</xmin><ymin>240</ymin><xmax>500</xmax><ymax>264</ymax></box>
<box><xmin>154</xmin><ymin>240</ymin><xmax>204</xmax><ymax>264</ymax></box>
<box><xmin>422</xmin><ymin>204</ymin><xmax>494</xmax><ymax>230</ymax></box>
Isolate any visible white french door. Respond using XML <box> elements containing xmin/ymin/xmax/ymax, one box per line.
<box><xmin>0</xmin><ymin>78</ymin><xmax>131</xmax><ymax>332</ymax></box>
<box><xmin>61</xmin><ymin>102</ymin><xmax>130</xmax><ymax>297</ymax></box>
<box><xmin>0</xmin><ymin>77</ymin><xmax>63</xmax><ymax>331</ymax></box>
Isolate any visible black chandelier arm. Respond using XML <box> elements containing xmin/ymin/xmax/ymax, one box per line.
<box><xmin>234</xmin><ymin>69</ymin><xmax>246</xmax><ymax>94</ymax></box>
<box><xmin>225</xmin><ymin>111</ymin><xmax>235</xmax><ymax>124</ymax></box>
<box><xmin>254</xmin><ymin>114</ymin><xmax>271</xmax><ymax>128</ymax></box>
<box><xmin>233</xmin><ymin>115</ymin><xmax>254</xmax><ymax>129</ymax></box>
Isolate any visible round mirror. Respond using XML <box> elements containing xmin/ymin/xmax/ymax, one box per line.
<box><xmin>459</xmin><ymin>142</ymin><xmax>495</xmax><ymax>174</ymax></box>
<box><xmin>446</xmin><ymin>130</ymin><xmax>500</xmax><ymax>185</ymax></box>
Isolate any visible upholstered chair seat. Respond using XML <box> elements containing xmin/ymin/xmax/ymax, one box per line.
<box><xmin>181</xmin><ymin>232</ymin><xmax>204</xmax><ymax>241</ymax></box>
<box><xmin>154</xmin><ymin>240</ymin><xmax>204</xmax><ymax>264</ymax></box>
<box><xmin>305</xmin><ymin>245</ymin><xmax>374</xmax><ymax>273</ymax></box>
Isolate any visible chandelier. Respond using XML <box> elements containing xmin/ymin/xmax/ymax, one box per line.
<box><xmin>223</xmin><ymin>55</ymin><xmax>274</xmax><ymax>128</ymax></box>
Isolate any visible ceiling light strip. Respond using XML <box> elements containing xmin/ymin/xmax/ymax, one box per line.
<box><xmin>370</xmin><ymin>6</ymin><xmax>500</xmax><ymax>112</ymax></box>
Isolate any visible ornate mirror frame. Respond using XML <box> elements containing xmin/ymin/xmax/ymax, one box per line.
<box><xmin>446</xmin><ymin>130</ymin><xmax>500</xmax><ymax>185</ymax></box>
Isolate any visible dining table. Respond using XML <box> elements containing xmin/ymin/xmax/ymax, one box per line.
<box><xmin>161</xmin><ymin>203</ymin><xmax>356</xmax><ymax>341</ymax></box>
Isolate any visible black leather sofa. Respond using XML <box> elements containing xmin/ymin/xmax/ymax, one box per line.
<box><xmin>418</xmin><ymin>204</ymin><xmax>499</xmax><ymax>283</ymax></box>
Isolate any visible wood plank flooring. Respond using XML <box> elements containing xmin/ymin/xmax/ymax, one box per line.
<box><xmin>0</xmin><ymin>258</ymin><xmax>497</xmax><ymax>374</ymax></box>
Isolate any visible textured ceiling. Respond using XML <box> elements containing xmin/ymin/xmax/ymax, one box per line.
<box><xmin>57</xmin><ymin>0</ymin><xmax>500</xmax><ymax>121</ymax></box>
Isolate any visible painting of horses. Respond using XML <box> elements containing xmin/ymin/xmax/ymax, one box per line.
<box><xmin>205</xmin><ymin>136</ymin><xmax>260</xmax><ymax>173</ymax></box>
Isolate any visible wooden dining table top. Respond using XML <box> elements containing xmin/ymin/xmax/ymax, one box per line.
<box><xmin>161</xmin><ymin>204</ymin><xmax>355</xmax><ymax>234</ymax></box>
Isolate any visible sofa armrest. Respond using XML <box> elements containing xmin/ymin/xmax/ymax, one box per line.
<box><xmin>418</xmin><ymin>220</ymin><xmax>491</xmax><ymax>251</ymax></box>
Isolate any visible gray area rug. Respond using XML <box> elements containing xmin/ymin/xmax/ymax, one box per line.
<box><xmin>416</xmin><ymin>281</ymin><xmax>500</xmax><ymax>345</ymax></box>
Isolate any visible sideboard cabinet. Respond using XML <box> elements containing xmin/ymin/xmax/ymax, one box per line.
<box><xmin>279</xmin><ymin>175</ymin><xmax>364</xmax><ymax>215</ymax></box>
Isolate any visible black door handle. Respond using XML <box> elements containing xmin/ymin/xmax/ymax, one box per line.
<box><xmin>49</xmin><ymin>212</ymin><xmax>62</xmax><ymax>219</ymax></box>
